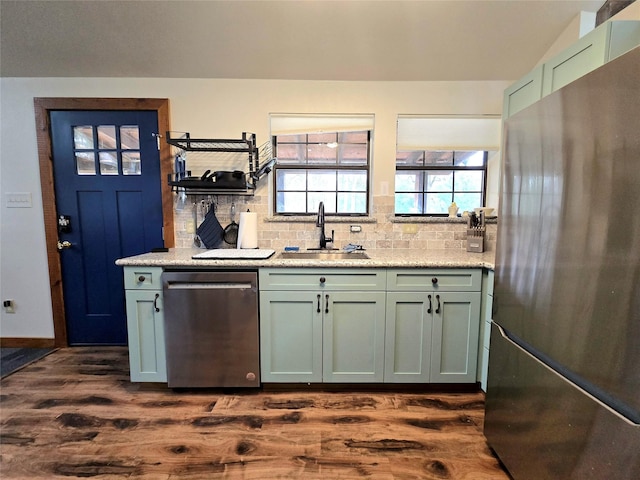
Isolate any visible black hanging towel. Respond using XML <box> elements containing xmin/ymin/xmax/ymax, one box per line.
<box><xmin>196</xmin><ymin>206</ymin><xmax>224</xmax><ymax>249</ymax></box>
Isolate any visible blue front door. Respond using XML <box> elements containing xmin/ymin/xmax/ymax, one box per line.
<box><xmin>50</xmin><ymin>110</ymin><xmax>164</xmax><ymax>345</ymax></box>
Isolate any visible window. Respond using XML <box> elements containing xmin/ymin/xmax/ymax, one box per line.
<box><xmin>395</xmin><ymin>150</ymin><xmax>487</xmax><ymax>215</ymax></box>
<box><xmin>394</xmin><ymin>115</ymin><xmax>500</xmax><ymax>216</ymax></box>
<box><xmin>273</xmin><ymin>130</ymin><xmax>371</xmax><ymax>215</ymax></box>
<box><xmin>73</xmin><ymin>124</ymin><xmax>141</xmax><ymax>176</ymax></box>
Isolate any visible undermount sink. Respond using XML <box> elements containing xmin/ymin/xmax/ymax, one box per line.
<box><xmin>279</xmin><ymin>250</ymin><xmax>370</xmax><ymax>260</ymax></box>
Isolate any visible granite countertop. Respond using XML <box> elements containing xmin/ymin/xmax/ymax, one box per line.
<box><xmin>116</xmin><ymin>248</ymin><xmax>495</xmax><ymax>270</ymax></box>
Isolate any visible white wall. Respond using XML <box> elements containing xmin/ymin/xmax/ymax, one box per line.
<box><xmin>0</xmin><ymin>77</ymin><xmax>508</xmax><ymax>339</ymax></box>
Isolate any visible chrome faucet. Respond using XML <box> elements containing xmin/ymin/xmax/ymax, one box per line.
<box><xmin>316</xmin><ymin>201</ymin><xmax>334</xmax><ymax>249</ymax></box>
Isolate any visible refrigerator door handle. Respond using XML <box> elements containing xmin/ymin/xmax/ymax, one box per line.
<box><xmin>493</xmin><ymin>322</ymin><xmax>640</xmax><ymax>427</ymax></box>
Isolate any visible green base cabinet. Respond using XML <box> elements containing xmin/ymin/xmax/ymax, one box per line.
<box><xmin>123</xmin><ymin>266</ymin><xmax>167</xmax><ymax>382</ymax></box>
<box><xmin>430</xmin><ymin>291</ymin><xmax>481</xmax><ymax>383</ymax></box>
<box><xmin>385</xmin><ymin>269</ymin><xmax>482</xmax><ymax>383</ymax></box>
<box><xmin>322</xmin><ymin>291</ymin><xmax>386</xmax><ymax>383</ymax></box>
<box><xmin>259</xmin><ymin>268</ymin><xmax>387</xmax><ymax>383</ymax></box>
<box><xmin>259</xmin><ymin>290</ymin><xmax>323</xmax><ymax>382</ymax></box>
<box><xmin>477</xmin><ymin>270</ymin><xmax>495</xmax><ymax>391</ymax></box>
<box><xmin>384</xmin><ymin>292</ymin><xmax>433</xmax><ymax>382</ymax></box>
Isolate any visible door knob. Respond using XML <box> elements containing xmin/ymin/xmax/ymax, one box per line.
<box><xmin>57</xmin><ymin>240</ymin><xmax>72</xmax><ymax>250</ymax></box>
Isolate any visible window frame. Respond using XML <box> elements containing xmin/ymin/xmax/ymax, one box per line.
<box><xmin>272</xmin><ymin>131</ymin><xmax>372</xmax><ymax>216</ymax></box>
<box><xmin>395</xmin><ymin>150</ymin><xmax>488</xmax><ymax>216</ymax></box>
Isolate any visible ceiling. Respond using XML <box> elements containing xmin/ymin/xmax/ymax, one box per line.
<box><xmin>0</xmin><ymin>0</ymin><xmax>606</xmax><ymax>81</ymax></box>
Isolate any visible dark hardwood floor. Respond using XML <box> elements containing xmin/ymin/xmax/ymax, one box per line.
<box><xmin>0</xmin><ymin>347</ymin><xmax>510</xmax><ymax>479</ymax></box>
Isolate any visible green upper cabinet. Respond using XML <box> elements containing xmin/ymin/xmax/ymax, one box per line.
<box><xmin>504</xmin><ymin>20</ymin><xmax>640</xmax><ymax>119</ymax></box>
<box><xmin>503</xmin><ymin>65</ymin><xmax>544</xmax><ymax>119</ymax></box>
<box><xmin>542</xmin><ymin>22</ymin><xmax>611</xmax><ymax>96</ymax></box>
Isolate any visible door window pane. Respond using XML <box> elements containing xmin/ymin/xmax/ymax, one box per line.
<box><xmin>120</xmin><ymin>126</ymin><xmax>140</xmax><ymax>149</ymax></box>
<box><xmin>122</xmin><ymin>152</ymin><xmax>141</xmax><ymax>175</ymax></box>
<box><xmin>97</xmin><ymin>126</ymin><xmax>117</xmax><ymax>149</ymax></box>
<box><xmin>75</xmin><ymin>152</ymin><xmax>96</xmax><ymax>175</ymax></box>
<box><xmin>74</xmin><ymin>126</ymin><xmax>94</xmax><ymax>149</ymax></box>
<box><xmin>99</xmin><ymin>151</ymin><xmax>118</xmax><ymax>175</ymax></box>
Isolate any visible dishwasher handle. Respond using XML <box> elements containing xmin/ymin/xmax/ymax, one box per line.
<box><xmin>166</xmin><ymin>282</ymin><xmax>254</xmax><ymax>290</ymax></box>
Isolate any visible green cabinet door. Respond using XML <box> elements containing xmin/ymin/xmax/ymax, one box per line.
<box><xmin>259</xmin><ymin>290</ymin><xmax>323</xmax><ymax>382</ymax></box>
<box><xmin>503</xmin><ymin>64</ymin><xmax>544</xmax><ymax>119</ymax></box>
<box><xmin>542</xmin><ymin>25</ymin><xmax>610</xmax><ymax>96</ymax></box>
<box><xmin>322</xmin><ymin>291</ymin><xmax>386</xmax><ymax>383</ymax></box>
<box><xmin>430</xmin><ymin>292</ymin><xmax>481</xmax><ymax>383</ymax></box>
<box><xmin>125</xmin><ymin>289</ymin><xmax>167</xmax><ymax>382</ymax></box>
<box><xmin>384</xmin><ymin>292</ymin><xmax>433</xmax><ymax>382</ymax></box>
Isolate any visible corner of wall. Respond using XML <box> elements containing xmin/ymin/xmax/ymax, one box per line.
<box><xmin>536</xmin><ymin>11</ymin><xmax>597</xmax><ymax>66</ymax></box>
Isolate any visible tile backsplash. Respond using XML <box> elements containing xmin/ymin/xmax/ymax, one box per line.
<box><xmin>173</xmin><ymin>191</ymin><xmax>496</xmax><ymax>252</ymax></box>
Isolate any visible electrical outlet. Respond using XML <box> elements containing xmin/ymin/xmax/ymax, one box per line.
<box><xmin>402</xmin><ymin>224</ymin><xmax>418</xmax><ymax>234</ymax></box>
<box><xmin>3</xmin><ymin>299</ymin><xmax>15</xmax><ymax>314</ymax></box>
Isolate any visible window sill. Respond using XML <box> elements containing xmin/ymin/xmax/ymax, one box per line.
<box><xmin>265</xmin><ymin>215</ymin><xmax>377</xmax><ymax>224</ymax></box>
<box><xmin>392</xmin><ymin>216</ymin><xmax>498</xmax><ymax>224</ymax></box>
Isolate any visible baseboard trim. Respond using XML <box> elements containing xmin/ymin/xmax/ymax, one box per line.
<box><xmin>0</xmin><ymin>338</ymin><xmax>56</xmax><ymax>348</ymax></box>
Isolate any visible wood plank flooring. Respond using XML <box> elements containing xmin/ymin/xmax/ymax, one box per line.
<box><xmin>0</xmin><ymin>347</ymin><xmax>510</xmax><ymax>479</ymax></box>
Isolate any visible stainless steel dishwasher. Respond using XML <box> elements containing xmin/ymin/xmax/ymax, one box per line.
<box><xmin>162</xmin><ymin>270</ymin><xmax>260</xmax><ymax>388</ymax></box>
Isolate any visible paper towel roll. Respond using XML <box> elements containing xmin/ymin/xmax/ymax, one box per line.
<box><xmin>237</xmin><ymin>211</ymin><xmax>258</xmax><ymax>249</ymax></box>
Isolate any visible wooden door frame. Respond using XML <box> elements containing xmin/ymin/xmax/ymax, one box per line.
<box><xmin>34</xmin><ymin>98</ymin><xmax>174</xmax><ymax>348</ymax></box>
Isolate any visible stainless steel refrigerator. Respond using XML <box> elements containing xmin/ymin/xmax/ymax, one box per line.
<box><xmin>485</xmin><ymin>46</ymin><xmax>640</xmax><ymax>479</ymax></box>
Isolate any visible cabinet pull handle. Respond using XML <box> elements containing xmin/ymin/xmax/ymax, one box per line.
<box><xmin>154</xmin><ymin>293</ymin><xmax>160</xmax><ymax>312</ymax></box>
<box><xmin>325</xmin><ymin>294</ymin><xmax>329</xmax><ymax>314</ymax></box>
<box><xmin>432</xmin><ymin>277</ymin><xmax>438</xmax><ymax>285</ymax></box>
<box><xmin>435</xmin><ymin>294</ymin><xmax>441</xmax><ymax>314</ymax></box>
<box><xmin>138</xmin><ymin>275</ymin><xmax>146</xmax><ymax>283</ymax></box>
<box><xmin>427</xmin><ymin>294</ymin><xmax>432</xmax><ymax>314</ymax></box>
<box><xmin>319</xmin><ymin>276</ymin><xmax>326</xmax><ymax>284</ymax></box>
<box><xmin>317</xmin><ymin>294</ymin><xmax>321</xmax><ymax>313</ymax></box>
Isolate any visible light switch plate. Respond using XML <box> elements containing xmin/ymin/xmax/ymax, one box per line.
<box><xmin>5</xmin><ymin>192</ymin><xmax>32</xmax><ymax>208</ymax></box>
